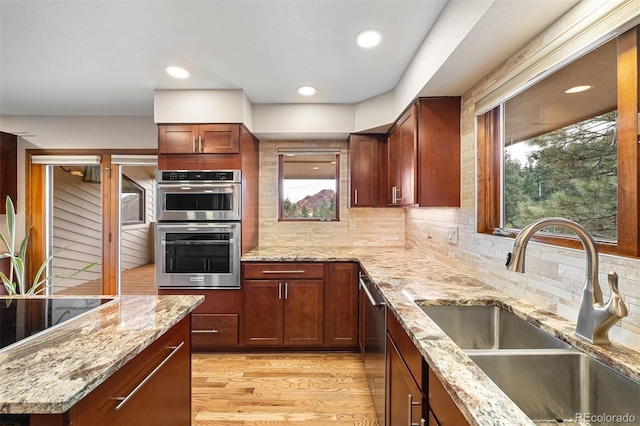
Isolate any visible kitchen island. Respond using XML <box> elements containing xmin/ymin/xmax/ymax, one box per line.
<box><xmin>242</xmin><ymin>247</ymin><xmax>640</xmax><ymax>426</ymax></box>
<box><xmin>0</xmin><ymin>295</ymin><xmax>203</xmax><ymax>426</ymax></box>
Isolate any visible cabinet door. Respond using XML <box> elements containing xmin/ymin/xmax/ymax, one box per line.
<box><xmin>324</xmin><ymin>263</ymin><xmax>358</xmax><ymax>347</ymax></box>
<box><xmin>349</xmin><ymin>134</ymin><xmax>385</xmax><ymax>207</ymax></box>
<box><xmin>158</xmin><ymin>125</ymin><xmax>197</xmax><ymax>154</ymax></box>
<box><xmin>69</xmin><ymin>316</ymin><xmax>191</xmax><ymax>426</ymax></box>
<box><xmin>243</xmin><ymin>280</ymin><xmax>284</xmax><ymax>345</ymax></box>
<box><xmin>428</xmin><ymin>368</ymin><xmax>469</xmax><ymax>425</ymax></box>
<box><xmin>386</xmin><ymin>335</ymin><xmax>425</xmax><ymax>426</ymax></box>
<box><xmin>200</xmin><ymin>124</ymin><xmax>240</xmax><ymax>154</ymax></box>
<box><xmin>284</xmin><ymin>279</ymin><xmax>324</xmax><ymax>346</ymax></box>
<box><xmin>0</xmin><ymin>132</ymin><xmax>17</xmax><ymax>214</ymax></box>
<box><xmin>398</xmin><ymin>108</ymin><xmax>417</xmax><ymax>205</ymax></box>
<box><xmin>387</xmin><ymin>126</ymin><xmax>400</xmax><ymax>205</ymax></box>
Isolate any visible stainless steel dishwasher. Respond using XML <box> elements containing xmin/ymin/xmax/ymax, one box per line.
<box><xmin>360</xmin><ymin>272</ymin><xmax>386</xmax><ymax>425</ymax></box>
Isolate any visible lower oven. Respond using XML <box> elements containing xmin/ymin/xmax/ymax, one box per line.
<box><xmin>360</xmin><ymin>272</ymin><xmax>387</xmax><ymax>425</ymax></box>
<box><xmin>155</xmin><ymin>222</ymin><xmax>240</xmax><ymax>289</ymax></box>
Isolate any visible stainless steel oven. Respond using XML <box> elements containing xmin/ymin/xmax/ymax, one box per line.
<box><xmin>156</xmin><ymin>170</ymin><xmax>241</xmax><ymax>222</ymax></box>
<box><xmin>155</xmin><ymin>222</ymin><xmax>240</xmax><ymax>289</ymax></box>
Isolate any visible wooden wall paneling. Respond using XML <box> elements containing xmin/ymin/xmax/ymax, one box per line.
<box><xmin>417</xmin><ymin>97</ymin><xmax>461</xmax><ymax>207</ymax></box>
<box><xmin>0</xmin><ymin>132</ymin><xmax>17</xmax><ymax>214</ymax></box>
<box><xmin>476</xmin><ymin>106</ymin><xmax>502</xmax><ymax>234</ymax></box>
<box><xmin>241</xmin><ymin>126</ymin><xmax>259</xmax><ymax>254</ymax></box>
<box><xmin>25</xmin><ymin>157</ymin><xmax>47</xmax><ymax>289</ymax></box>
<box><xmin>617</xmin><ymin>27</ymin><xmax>640</xmax><ymax>256</ymax></box>
<box><xmin>121</xmin><ymin>166</ymin><xmax>155</xmax><ymax>268</ymax></box>
<box><xmin>102</xmin><ymin>156</ymin><xmax>117</xmax><ymax>295</ymax></box>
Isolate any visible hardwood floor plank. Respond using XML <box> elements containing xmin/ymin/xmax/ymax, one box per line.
<box><xmin>192</xmin><ymin>352</ymin><xmax>379</xmax><ymax>426</ymax></box>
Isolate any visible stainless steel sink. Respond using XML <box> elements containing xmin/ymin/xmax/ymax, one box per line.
<box><xmin>420</xmin><ymin>305</ymin><xmax>571</xmax><ymax>350</ymax></box>
<box><xmin>469</xmin><ymin>351</ymin><xmax>640</xmax><ymax>424</ymax></box>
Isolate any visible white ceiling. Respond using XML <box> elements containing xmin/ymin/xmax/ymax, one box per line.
<box><xmin>0</xmin><ymin>0</ymin><xmax>580</xmax><ymax>117</ymax></box>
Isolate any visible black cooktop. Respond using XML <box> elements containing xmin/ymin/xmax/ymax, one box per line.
<box><xmin>0</xmin><ymin>297</ymin><xmax>112</xmax><ymax>351</ymax></box>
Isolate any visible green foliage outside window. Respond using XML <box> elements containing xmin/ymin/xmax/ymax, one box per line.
<box><xmin>504</xmin><ymin>111</ymin><xmax>618</xmax><ymax>240</ymax></box>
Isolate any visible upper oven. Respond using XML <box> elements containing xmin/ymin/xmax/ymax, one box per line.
<box><xmin>156</xmin><ymin>170</ymin><xmax>241</xmax><ymax>222</ymax></box>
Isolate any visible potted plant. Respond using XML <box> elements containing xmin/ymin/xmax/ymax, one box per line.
<box><xmin>0</xmin><ymin>196</ymin><xmax>97</xmax><ymax>295</ymax></box>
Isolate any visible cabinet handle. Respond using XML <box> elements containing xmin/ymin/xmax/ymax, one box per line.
<box><xmin>192</xmin><ymin>329</ymin><xmax>219</xmax><ymax>334</ymax></box>
<box><xmin>192</xmin><ymin>136</ymin><xmax>197</xmax><ymax>152</ymax></box>
<box><xmin>396</xmin><ymin>186</ymin><xmax>402</xmax><ymax>200</ymax></box>
<box><xmin>284</xmin><ymin>282</ymin><xmax>288</xmax><ymax>299</ymax></box>
<box><xmin>392</xmin><ymin>186</ymin><xmax>397</xmax><ymax>204</ymax></box>
<box><xmin>408</xmin><ymin>394</ymin><xmax>421</xmax><ymax>426</ymax></box>
<box><xmin>354</xmin><ymin>189</ymin><xmax>358</xmax><ymax>205</ymax></box>
<box><xmin>278</xmin><ymin>282</ymin><xmax>282</xmax><ymax>299</ymax></box>
<box><xmin>198</xmin><ymin>135</ymin><xmax>203</xmax><ymax>152</ymax></box>
<box><xmin>113</xmin><ymin>341</ymin><xmax>185</xmax><ymax>411</ymax></box>
<box><xmin>261</xmin><ymin>270</ymin><xmax>306</xmax><ymax>274</ymax></box>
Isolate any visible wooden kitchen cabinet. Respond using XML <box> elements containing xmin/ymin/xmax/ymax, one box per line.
<box><xmin>158</xmin><ymin>289</ymin><xmax>242</xmax><ymax>350</ymax></box>
<box><xmin>349</xmin><ymin>134</ymin><xmax>387</xmax><ymax>207</ymax></box>
<box><xmin>243</xmin><ymin>263</ymin><xmax>324</xmax><ymax>347</ymax></box>
<box><xmin>324</xmin><ymin>262</ymin><xmax>359</xmax><ymax>348</ymax></box>
<box><xmin>386</xmin><ymin>311</ymin><xmax>469</xmax><ymax>426</ymax></box>
<box><xmin>386</xmin><ymin>312</ymin><xmax>426</xmax><ymax>425</ymax></box>
<box><xmin>30</xmin><ymin>315</ymin><xmax>192</xmax><ymax>426</ymax></box>
<box><xmin>387</xmin><ymin>106</ymin><xmax>417</xmax><ymax>206</ymax></box>
<box><xmin>386</xmin><ymin>97</ymin><xmax>460</xmax><ymax>208</ymax></box>
<box><xmin>0</xmin><ymin>132</ymin><xmax>17</xmax><ymax>214</ymax></box>
<box><xmin>428</xmin><ymin>368</ymin><xmax>469</xmax><ymax>426</ymax></box>
<box><xmin>158</xmin><ymin>124</ymin><xmax>240</xmax><ymax>155</ymax></box>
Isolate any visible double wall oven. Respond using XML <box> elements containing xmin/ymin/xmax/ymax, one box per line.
<box><xmin>155</xmin><ymin>170</ymin><xmax>241</xmax><ymax>289</ymax></box>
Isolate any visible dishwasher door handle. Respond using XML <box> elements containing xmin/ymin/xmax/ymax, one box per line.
<box><xmin>359</xmin><ymin>277</ymin><xmax>386</xmax><ymax>309</ymax></box>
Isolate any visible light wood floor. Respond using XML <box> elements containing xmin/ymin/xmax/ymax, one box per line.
<box><xmin>192</xmin><ymin>352</ymin><xmax>380</xmax><ymax>426</ymax></box>
<box><xmin>55</xmin><ymin>263</ymin><xmax>157</xmax><ymax>295</ymax></box>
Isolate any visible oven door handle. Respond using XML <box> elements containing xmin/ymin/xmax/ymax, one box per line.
<box><xmin>157</xmin><ymin>223</ymin><xmax>237</xmax><ymax>230</ymax></box>
<box><xmin>157</xmin><ymin>183</ymin><xmax>238</xmax><ymax>190</ymax></box>
<box><xmin>165</xmin><ymin>240</ymin><xmax>230</xmax><ymax>245</ymax></box>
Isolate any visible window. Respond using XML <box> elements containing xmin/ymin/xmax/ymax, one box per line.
<box><xmin>121</xmin><ymin>175</ymin><xmax>145</xmax><ymax>225</ymax></box>
<box><xmin>478</xmin><ymin>26</ymin><xmax>640</xmax><ymax>256</ymax></box>
<box><xmin>278</xmin><ymin>151</ymin><xmax>340</xmax><ymax>221</ymax></box>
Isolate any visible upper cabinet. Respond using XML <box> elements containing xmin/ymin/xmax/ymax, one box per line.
<box><xmin>158</xmin><ymin>124</ymin><xmax>240</xmax><ymax>155</ymax></box>
<box><xmin>0</xmin><ymin>132</ymin><xmax>17</xmax><ymax>214</ymax></box>
<box><xmin>387</xmin><ymin>106</ymin><xmax>417</xmax><ymax>206</ymax></box>
<box><xmin>348</xmin><ymin>134</ymin><xmax>387</xmax><ymax>207</ymax></box>
<box><xmin>386</xmin><ymin>97</ymin><xmax>461</xmax><ymax>208</ymax></box>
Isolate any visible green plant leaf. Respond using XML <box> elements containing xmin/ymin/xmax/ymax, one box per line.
<box><xmin>0</xmin><ymin>271</ymin><xmax>17</xmax><ymax>295</ymax></box>
<box><xmin>5</xmin><ymin>196</ymin><xmax>16</xmax><ymax>254</ymax></box>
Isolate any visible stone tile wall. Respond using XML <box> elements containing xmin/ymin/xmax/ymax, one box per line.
<box><xmin>258</xmin><ymin>140</ymin><xmax>405</xmax><ymax>248</ymax></box>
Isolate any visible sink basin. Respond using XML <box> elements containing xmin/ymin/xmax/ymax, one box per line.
<box><xmin>420</xmin><ymin>305</ymin><xmax>572</xmax><ymax>350</ymax></box>
<box><xmin>470</xmin><ymin>351</ymin><xmax>640</xmax><ymax>423</ymax></box>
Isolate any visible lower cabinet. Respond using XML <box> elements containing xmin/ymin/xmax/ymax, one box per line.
<box><xmin>324</xmin><ymin>262</ymin><xmax>359</xmax><ymax>348</ymax></box>
<box><xmin>386</xmin><ymin>312</ymin><xmax>469</xmax><ymax>426</ymax></box>
<box><xmin>158</xmin><ymin>289</ymin><xmax>242</xmax><ymax>350</ymax></box>
<box><xmin>386</xmin><ymin>313</ymin><xmax>426</xmax><ymax>425</ymax></box>
<box><xmin>29</xmin><ymin>315</ymin><xmax>192</xmax><ymax>426</ymax></box>
<box><xmin>243</xmin><ymin>263</ymin><xmax>324</xmax><ymax>346</ymax></box>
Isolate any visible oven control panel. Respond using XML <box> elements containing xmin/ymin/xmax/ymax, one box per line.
<box><xmin>159</xmin><ymin>170</ymin><xmax>241</xmax><ymax>182</ymax></box>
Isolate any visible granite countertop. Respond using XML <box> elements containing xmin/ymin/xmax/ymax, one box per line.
<box><xmin>0</xmin><ymin>295</ymin><xmax>203</xmax><ymax>414</ymax></box>
<box><xmin>243</xmin><ymin>246</ymin><xmax>640</xmax><ymax>426</ymax></box>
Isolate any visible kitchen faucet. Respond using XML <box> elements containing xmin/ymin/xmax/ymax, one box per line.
<box><xmin>505</xmin><ymin>217</ymin><xmax>628</xmax><ymax>345</ymax></box>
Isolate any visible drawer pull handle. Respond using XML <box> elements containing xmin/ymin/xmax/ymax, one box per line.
<box><xmin>113</xmin><ymin>341</ymin><xmax>185</xmax><ymax>411</ymax></box>
<box><xmin>192</xmin><ymin>329</ymin><xmax>219</xmax><ymax>334</ymax></box>
<box><xmin>408</xmin><ymin>394</ymin><xmax>421</xmax><ymax>426</ymax></box>
<box><xmin>261</xmin><ymin>270</ymin><xmax>306</xmax><ymax>274</ymax></box>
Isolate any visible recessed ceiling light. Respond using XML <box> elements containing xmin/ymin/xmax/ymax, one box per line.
<box><xmin>297</xmin><ymin>85</ymin><xmax>317</xmax><ymax>96</ymax></box>
<box><xmin>312</xmin><ymin>167</ymin><xmax>319</xmax><ymax>170</ymax></box>
<box><xmin>565</xmin><ymin>85</ymin><xmax>591</xmax><ymax>94</ymax></box>
<box><xmin>356</xmin><ymin>29</ymin><xmax>382</xmax><ymax>48</ymax></box>
<box><xmin>164</xmin><ymin>65</ymin><xmax>191</xmax><ymax>79</ymax></box>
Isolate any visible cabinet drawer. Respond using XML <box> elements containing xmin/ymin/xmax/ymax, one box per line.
<box><xmin>192</xmin><ymin>314</ymin><xmax>238</xmax><ymax>347</ymax></box>
<box><xmin>388</xmin><ymin>312</ymin><xmax>423</xmax><ymax>384</ymax></box>
<box><xmin>243</xmin><ymin>263</ymin><xmax>324</xmax><ymax>279</ymax></box>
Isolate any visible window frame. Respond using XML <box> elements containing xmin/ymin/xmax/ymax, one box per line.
<box><xmin>277</xmin><ymin>151</ymin><xmax>341</xmax><ymax>222</ymax></box>
<box><xmin>121</xmin><ymin>174</ymin><xmax>146</xmax><ymax>226</ymax></box>
<box><xmin>477</xmin><ymin>26</ymin><xmax>640</xmax><ymax>257</ymax></box>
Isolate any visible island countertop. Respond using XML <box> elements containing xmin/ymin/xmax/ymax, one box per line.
<box><xmin>0</xmin><ymin>295</ymin><xmax>203</xmax><ymax>414</ymax></box>
<box><xmin>242</xmin><ymin>246</ymin><xmax>640</xmax><ymax>426</ymax></box>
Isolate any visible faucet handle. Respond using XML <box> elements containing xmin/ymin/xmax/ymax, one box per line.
<box><xmin>606</xmin><ymin>272</ymin><xmax>628</xmax><ymax>318</ymax></box>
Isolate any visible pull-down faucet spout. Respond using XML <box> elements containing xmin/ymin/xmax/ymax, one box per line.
<box><xmin>505</xmin><ymin>217</ymin><xmax>628</xmax><ymax>345</ymax></box>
